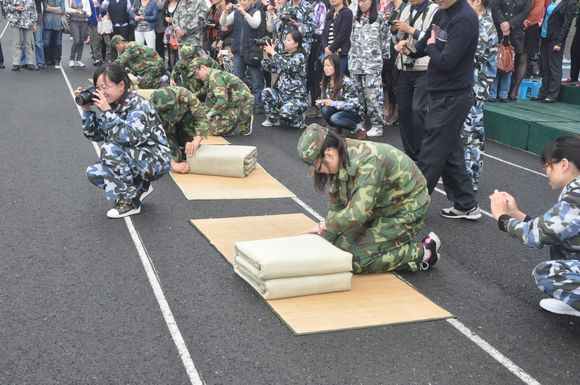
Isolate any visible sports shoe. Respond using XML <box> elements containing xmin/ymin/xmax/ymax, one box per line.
<box><xmin>55</xmin><ymin>62</ymin><xmax>62</xmax><ymax>69</ymax></box>
<box><xmin>366</xmin><ymin>127</ymin><xmax>383</xmax><ymax>137</ymax></box>
<box><xmin>539</xmin><ymin>298</ymin><xmax>580</xmax><ymax>317</ymax></box>
<box><xmin>106</xmin><ymin>199</ymin><xmax>141</xmax><ymax>218</ymax></box>
<box><xmin>355</xmin><ymin>130</ymin><xmax>367</xmax><ymax>140</ymax></box>
<box><xmin>137</xmin><ymin>181</ymin><xmax>153</xmax><ymax>203</ymax></box>
<box><xmin>561</xmin><ymin>78</ymin><xmax>574</xmax><ymax>84</ymax></box>
<box><xmin>420</xmin><ymin>232</ymin><xmax>441</xmax><ymax>271</ymax></box>
<box><xmin>69</xmin><ymin>60</ymin><xmax>76</xmax><ymax>67</ymax></box>
<box><xmin>261</xmin><ymin>118</ymin><xmax>280</xmax><ymax>127</ymax></box>
<box><xmin>240</xmin><ymin>115</ymin><xmax>254</xmax><ymax>136</ymax></box>
<box><xmin>75</xmin><ymin>61</ymin><xmax>86</xmax><ymax>68</ymax></box>
<box><xmin>440</xmin><ymin>205</ymin><xmax>482</xmax><ymax>220</ymax></box>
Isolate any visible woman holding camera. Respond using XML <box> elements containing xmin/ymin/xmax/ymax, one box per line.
<box><xmin>318</xmin><ymin>53</ymin><xmax>363</xmax><ymax>138</ymax></box>
<box><xmin>261</xmin><ymin>30</ymin><xmax>308</xmax><ymax>129</ymax></box>
<box><xmin>76</xmin><ymin>64</ymin><xmax>171</xmax><ymax>218</ymax></box>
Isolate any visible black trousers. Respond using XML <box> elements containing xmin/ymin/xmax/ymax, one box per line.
<box><xmin>417</xmin><ymin>91</ymin><xmax>477</xmax><ymax>211</ymax></box>
<box><xmin>307</xmin><ymin>35</ymin><xmax>322</xmax><ymax>106</ymax></box>
<box><xmin>0</xmin><ymin>40</ymin><xmax>3</xmax><ymax>65</ymax></box>
<box><xmin>570</xmin><ymin>18</ymin><xmax>580</xmax><ymax>81</ymax></box>
<box><xmin>396</xmin><ymin>70</ymin><xmax>429</xmax><ymax>161</ymax></box>
<box><xmin>539</xmin><ymin>38</ymin><xmax>564</xmax><ymax>99</ymax></box>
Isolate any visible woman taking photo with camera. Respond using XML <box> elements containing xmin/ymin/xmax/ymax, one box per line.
<box><xmin>261</xmin><ymin>30</ymin><xmax>308</xmax><ymax>129</ymax></box>
<box><xmin>318</xmin><ymin>53</ymin><xmax>364</xmax><ymax>138</ymax></box>
<box><xmin>75</xmin><ymin>64</ymin><xmax>171</xmax><ymax>218</ymax></box>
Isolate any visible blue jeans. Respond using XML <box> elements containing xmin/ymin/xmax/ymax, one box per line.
<box><xmin>43</xmin><ymin>29</ymin><xmax>63</xmax><ymax>65</ymax></box>
<box><xmin>321</xmin><ymin>106</ymin><xmax>361</xmax><ymax>131</ymax></box>
<box><xmin>21</xmin><ymin>21</ymin><xmax>45</xmax><ymax>66</ymax></box>
<box><xmin>233</xmin><ymin>54</ymin><xmax>264</xmax><ymax>108</ymax></box>
<box><xmin>490</xmin><ymin>72</ymin><xmax>512</xmax><ymax>99</ymax></box>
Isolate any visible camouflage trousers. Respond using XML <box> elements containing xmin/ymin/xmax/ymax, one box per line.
<box><xmin>352</xmin><ymin>73</ymin><xmax>385</xmax><ymax>132</ymax></box>
<box><xmin>332</xmin><ymin>203</ymin><xmax>429</xmax><ymax>274</ymax></box>
<box><xmin>262</xmin><ymin>87</ymin><xmax>308</xmax><ymax>129</ymax></box>
<box><xmin>461</xmin><ymin>100</ymin><xmax>485</xmax><ymax>191</ymax></box>
<box><xmin>533</xmin><ymin>259</ymin><xmax>580</xmax><ymax>311</ymax></box>
<box><xmin>205</xmin><ymin>103</ymin><xmax>252</xmax><ymax>136</ymax></box>
<box><xmin>86</xmin><ymin>143</ymin><xmax>171</xmax><ymax>201</ymax></box>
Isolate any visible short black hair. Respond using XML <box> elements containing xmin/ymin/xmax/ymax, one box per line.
<box><xmin>313</xmin><ymin>129</ymin><xmax>350</xmax><ymax>192</ymax></box>
<box><xmin>541</xmin><ymin>135</ymin><xmax>580</xmax><ymax>170</ymax></box>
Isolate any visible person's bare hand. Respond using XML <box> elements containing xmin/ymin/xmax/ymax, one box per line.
<box><xmin>324</xmin><ymin>47</ymin><xmax>332</xmax><ymax>56</ymax></box>
<box><xmin>92</xmin><ymin>89</ymin><xmax>112</xmax><ymax>112</ymax></box>
<box><xmin>171</xmin><ymin>160</ymin><xmax>190</xmax><ymax>174</ymax></box>
<box><xmin>553</xmin><ymin>45</ymin><xmax>561</xmax><ymax>52</ymax></box>
<box><xmin>175</xmin><ymin>28</ymin><xmax>185</xmax><ymax>39</ymax></box>
<box><xmin>427</xmin><ymin>30</ymin><xmax>436</xmax><ymax>45</ymax></box>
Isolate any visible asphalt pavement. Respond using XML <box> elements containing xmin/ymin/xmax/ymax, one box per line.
<box><xmin>0</xmin><ymin>22</ymin><xmax>578</xmax><ymax>385</ymax></box>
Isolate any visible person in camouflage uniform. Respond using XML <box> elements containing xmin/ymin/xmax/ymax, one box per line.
<box><xmin>297</xmin><ymin>124</ymin><xmax>441</xmax><ymax>274</ymax></box>
<box><xmin>348</xmin><ymin>0</ymin><xmax>390</xmax><ymax>137</ymax></box>
<box><xmin>261</xmin><ymin>30</ymin><xmax>308</xmax><ymax>129</ymax></box>
<box><xmin>491</xmin><ymin>135</ymin><xmax>580</xmax><ymax>317</ymax></box>
<box><xmin>149</xmin><ymin>86</ymin><xmax>209</xmax><ymax>173</ymax></box>
<box><xmin>112</xmin><ymin>35</ymin><xmax>165</xmax><ymax>89</ymax></box>
<box><xmin>274</xmin><ymin>0</ymin><xmax>316</xmax><ymax>56</ymax></box>
<box><xmin>77</xmin><ymin>64</ymin><xmax>171</xmax><ymax>218</ymax></box>
<box><xmin>170</xmin><ymin>48</ymin><xmax>220</xmax><ymax>98</ymax></box>
<box><xmin>462</xmin><ymin>0</ymin><xmax>497</xmax><ymax>192</ymax></box>
<box><xmin>173</xmin><ymin>0</ymin><xmax>208</xmax><ymax>49</ymax></box>
<box><xmin>191</xmin><ymin>57</ymin><xmax>254</xmax><ymax>136</ymax></box>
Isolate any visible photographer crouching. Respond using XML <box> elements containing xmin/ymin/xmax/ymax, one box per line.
<box><xmin>75</xmin><ymin>64</ymin><xmax>171</xmax><ymax>219</ymax></box>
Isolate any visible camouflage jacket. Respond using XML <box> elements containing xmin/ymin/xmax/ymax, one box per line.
<box><xmin>4</xmin><ymin>0</ymin><xmax>37</xmax><ymax>29</ymax></box>
<box><xmin>203</xmin><ymin>68</ymin><xmax>252</xmax><ymax>118</ymax></box>
<box><xmin>473</xmin><ymin>9</ymin><xmax>497</xmax><ymax>102</ymax></box>
<box><xmin>261</xmin><ymin>51</ymin><xmax>307</xmax><ymax>102</ymax></box>
<box><xmin>172</xmin><ymin>55</ymin><xmax>220</xmax><ymax>95</ymax></box>
<box><xmin>149</xmin><ymin>86</ymin><xmax>209</xmax><ymax>160</ymax></box>
<box><xmin>82</xmin><ymin>92</ymin><xmax>171</xmax><ymax>160</ymax></box>
<box><xmin>114</xmin><ymin>42</ymin><xmax>165</xmax><ymax>78</ymax></box>
<box><xmin>274</xmin><ymin>0</ymin><xmax>316</xmax><ymax>54</ymax></box>
<box><xmin>173</xmin><ymin>0</ymin><xmax>208</xmax><ymax>47</ymax></box>
<box><xmin>321</xmin><ymin>76</ymin><xmax>362</xmax><ymax>115</ymax></box>
<box><xmin>324</xmin><ymin>139</ymin><xmax>430</xmax><ymax>242</ymax></box>
<box><xmin>504</xmin><ymin>176</ymin><xmax>580</xmax><ymax>260</ymax></box>
<box><xmin>348</xmin><ymin>13</ymin><xmax>390</xmax><ymax>75</ymax></box>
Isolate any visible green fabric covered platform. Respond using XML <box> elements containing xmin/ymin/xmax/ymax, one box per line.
<box><xmin>484</xmin><ymin>86</ymin><xmax>580</xmax><ymax>154</ymax></box>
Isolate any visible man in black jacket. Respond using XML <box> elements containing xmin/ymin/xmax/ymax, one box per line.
<box><xmin>396</xmin><ymin>0</ymin><xmax>481</xmax><ymax>220</ymax></box>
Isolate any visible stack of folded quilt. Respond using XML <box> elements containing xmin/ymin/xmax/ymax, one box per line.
<box><xmin>187</xmin><ymin>145</ymin><xmax>257</xmax><ymax>177</ymax></box>
<box><xmin>234</xmin><ymin>234</ymin><xmax>353</xmax><ymax>299</ymax></box>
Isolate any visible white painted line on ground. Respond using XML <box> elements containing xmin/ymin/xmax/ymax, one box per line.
<box><xmin>291</xmin><ymin>195</ymin><xmax>540</xmax><ymax>385</ymax></box>
<box><xmin>1</xmin><ymin>21</ymin><xmax>8</xmax><ymax>39</ymax></box>
<box><xmin>433</xmin><ymin>187</ymin><xmax>494</xmax><ymax>219</ymax></box>
<box><xmin>61</xmin><ymin>68</ymin><xmax>204</xmax><ymax>385</ymax></box>
<box><xmin>484</xmin><ymin>153</ymin><xmax>547</xmax><ymax>177</ymax></box>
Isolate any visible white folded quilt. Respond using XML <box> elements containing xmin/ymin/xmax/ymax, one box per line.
<box><xmin>187</xmin><ymin>145</ymin><xmax>257</xmax><ymax>177</ymax></box>
<box><xmin>234</xmin><ymin>234</ymin><xmax>353</xmax><ymax>280</ymax></box>
<box><xmin>234</xmin><ymin>260</ymin><xmax>352</xmax><ymax>300</ymax></box>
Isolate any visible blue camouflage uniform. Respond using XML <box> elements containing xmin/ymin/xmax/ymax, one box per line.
<box><xmin>261</xmin><ymin>50</ymin><xmax>308</xmax><ymax>129</ymax></box>
<box><xmin>274</xmin><ymin>0</ymin><xmax>316</xmax><ymax>56</ymax></box>
<box><xmin>499</xmin><ymin>176</ymin><xmax>580</xmax><ymax>311</ymax></box>
<box><xmin>461</xmin><ymin>8</ymin><xmax>497</xmax><ymax>191</ymax></box>
<box><xmin>82</xmin><ymin>92</ymin><xmax>172</xmax><ymax>202</ymax></box>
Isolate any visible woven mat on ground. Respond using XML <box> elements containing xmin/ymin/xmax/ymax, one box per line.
<box><xmin>202</xmin><ymin>136</ymin><xmax>230</xmax><ymax>145</ymax></box>
<box><xmin>186</xmin><ymin>145</ymin><xmax>257</xmax><ymax>177</ymax></box>
<box><xmin>172</xmin><ymin>165</ymin><xmax>294</xmax><ymax>200</ymax></box>
<box><xmin>190</xmin><ymin>213</ymin><xmax>454</xmax><ymax>334</ymax></box>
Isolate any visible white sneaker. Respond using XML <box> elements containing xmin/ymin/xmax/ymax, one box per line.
<box><xmin>75</xmin><ymin>61</ymin><xmax>86</xmax><ymax>68</ymax></box>
<box><xmin>106</xmin><ymin>199</ymin><xmax>141</xmax><ymax>219</ymax></box>
<box><xmin>366</xmin><ymin>127</ymin><xmax>383</xmax><ymax>137</ymax></box>
<box><xmin>69</xmin><ymin>60</ymin><xmax>76</xmax><ymax>67</ymax></box>
<box><xmin>261</xmin><ymin>119</ymin><xmax>280</xmax><ymax>127</ymax></box>
<box><xmin>440</xmin><ymin>205</ymin><xmax>482</xmax><ymax>220</ymax></box>
<box><xmin>55</xmin><ymin>62</ymin><xmax>61</xmax><ymax>69</ymax></box>
<box><xmin>539</xmin><ymin>298</ymin><xmax>580</xmax><ymax>317</ymax></box>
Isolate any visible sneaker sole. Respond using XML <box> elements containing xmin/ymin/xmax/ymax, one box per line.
<box><xmin>106</xmin><ymin>206</ymin><xmax>141</xmax><ymax>219</ymax></box>
<box><xmin>440</xmin><ymin>211</ymin><xmax>482</xmax><ymax>220</ymax></box>
<box><xmin>540</xmin><ymin>299</ymin><xmax>580</xmax><ymax>316</ymax></box>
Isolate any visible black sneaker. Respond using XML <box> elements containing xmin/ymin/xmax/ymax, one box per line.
<box><xmin>106</xmin><ymin>199</ymin><xmax>141</xmax><ymax>218</ymax></box>
<box><xmin>420</xmin><ymin>232</ymin><xmax>441</xmax><ymax>271</ymax></box>
<box><xmin>136</xmin><ymin>181</ymin><xmax>153</xmax><ymax>203</ymax></box>
<box><xmin>440</xmin><ymin>205</ymin><xmax>482</xmax><ymax>220</ymax></box>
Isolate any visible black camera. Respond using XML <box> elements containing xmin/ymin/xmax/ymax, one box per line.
<box><xmin>280</xmin><ymin>11</ymin><xmax>295</xmax><ymax>23</ymax></box>
<box><xmin>254</xmin><ymin>37</ymin><xmax>272</xmax><ymax>47</ymax></box>
<box><xmin>75</xmin><ymin>86</ymin><xmax>97</xmax><ymax>106</ymax></box>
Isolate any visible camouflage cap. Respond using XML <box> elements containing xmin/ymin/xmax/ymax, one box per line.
<box><xmin>190</xmin><ymin>56</ymin><xmax>207</xmax><ymax>70</ymax></box>
<box><xmin>297</xmin><ymin>124</ymin><xmax>328</xmax><ymax>175</ymax></box>
<box><xmin>111</xmin><ymin>35</ymin><xmax>126</xmax><ymax>47</ymax></box>
<box><xmin>180</xmin><ymin>45</ymin><xmax>198</xmax><ymax>60</ymax></box>
<box><xmin>149</xmin><ymin>86</ymin><xmax>190</xmax><ymax>125</ymax></box>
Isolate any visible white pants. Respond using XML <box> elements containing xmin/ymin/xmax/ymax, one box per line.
<box><xmin>134</xmin><ymin>30</ymin><xmax>156</xmax><ymax>49</ymax></box>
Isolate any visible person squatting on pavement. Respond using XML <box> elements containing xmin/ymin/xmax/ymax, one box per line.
<box><xmin>261</xmin><ymin>30</ymin><xmax>308</xmax><ymax>129</ymax></box>
<box><xmin>76</xmin><ymin>64</ymin><xmax>171</xmax><ymax>218</ymax></box>
<box><xmin>461</xmin><ymin>0</ymin><xmax>497</xmax><ymax>192</ymax></box>
<box><xmin>348</xmin><ymin>0</ymin><xmax>390</xmax><ymax>138</ymax></box>
<box><xmin>111</xmin><ymin>34</ymin><xmax>165</xmax><ymax>89</ymax></box>
<box><xmin>149</xmin><ymin>86</ymin><xmax>209</xmax><ymax>174</ymax></box>
<box><xmin>318</xmin><ymin>53</ymin><xmax>363</xmax><ymax>138</ymax></box>
<box><xmin>190</xmin><ymin>57</ymin><xmax>254</xmax><ymax>136</ymax></box>
<box><xmin>396</xmin><ymin>0</ymin><xmax>482</xmax><ymax>221</ymax></box>
<box><xmin>298</xmin><ymin>124</ymin><xmax>441</xmax><ymax>274</ymax></box>
<box><xmin>490</xmin><ymin>135</ymin><xmax>580</xmax><ymax>317</ymax></box>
